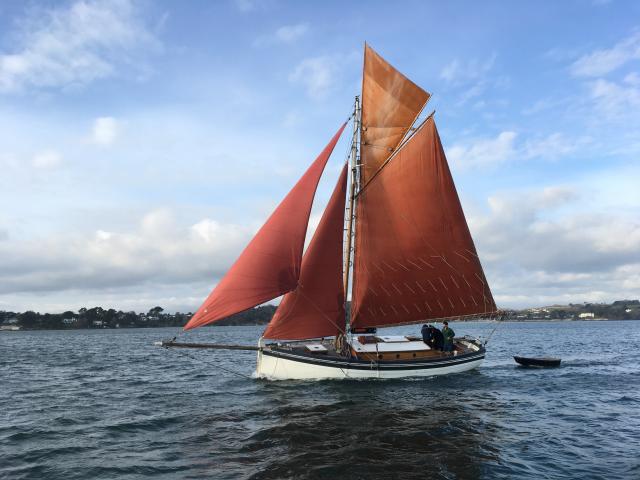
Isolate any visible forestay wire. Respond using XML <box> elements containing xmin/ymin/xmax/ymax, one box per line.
<box><xmin>482</xmin><ymin>312</ymin><xmax>506</xmax><ymax>345</ymax></box>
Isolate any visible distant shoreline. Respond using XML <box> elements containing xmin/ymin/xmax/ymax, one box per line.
<box><xmin>2</xmin><ymin>300</ymin><xmax>638</xmax><ymax>331</ymax></box>
<box><xmin>2</xmin><ymin>317</ymin><xmax>639</xmax><ymax>333</ymax></box>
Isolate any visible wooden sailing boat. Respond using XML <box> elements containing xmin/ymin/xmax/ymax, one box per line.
<box><xmin>168</xmin><ymin>45</ymin><xmax>498</xmax><ymax>380</ymax></box>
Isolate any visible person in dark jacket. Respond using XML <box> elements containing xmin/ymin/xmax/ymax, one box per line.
<box><xmin>431</xmin><ymin>326</ymin><xmax>444</xmax><ymax>351</ymax></box>
<box><xmin>421</xmin><ymin>324</ymin><xmax>443</xmax><ymax>350</ymax></box>
<box><xmin>421</xmin><ymin>324</ymin><xmax>432</xmax><ymax>344</ymax></box>
<box><xmin>442</xmin><ymin>321</ymin><xmax>455</xmax><ymax>353</ymax></box>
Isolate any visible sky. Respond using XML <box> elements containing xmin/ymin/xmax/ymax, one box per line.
<box><xmin>0</xmin><ymin>0</ymin><xmax>639</xmax><ymax>313</ymax></box>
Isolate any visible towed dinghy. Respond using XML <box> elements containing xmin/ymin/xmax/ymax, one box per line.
<box><xmin>514</xmin><ymin>356</ymin><xmax>561</xmax><ymax>368</ymax></box>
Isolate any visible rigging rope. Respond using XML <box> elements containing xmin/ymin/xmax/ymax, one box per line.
<box><xmin>483</xmin><ymin>312</ymin><xmax>506</xmax><ymax>345</ymax></box>
<box><xmin>166</xmin><ymin>339</ymin><xmax>254</xmax><ymax>380</ymax></box>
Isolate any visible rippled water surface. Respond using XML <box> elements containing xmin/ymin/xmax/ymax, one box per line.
<box><xmin>2</xmin><ymin>321</ymin><xmax>640</xmax><ymax>479</ymax></box>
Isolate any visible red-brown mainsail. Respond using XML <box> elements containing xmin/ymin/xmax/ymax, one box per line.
<box><xmin>263</xmin><ymin>163</ymin><xmax>349</xmax><ymax>340</ymax></box>
<box><xmin>183</xmin><ymin>123</ymin><xmax>347</xmax><ymax>331</ymax></box>
<box><xmin>351</xmin><ymin>117</ymin><xmax>496</xmax><ymax>328</ymax></box>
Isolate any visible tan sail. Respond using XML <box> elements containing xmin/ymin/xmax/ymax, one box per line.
<box><xmin>360</xmin><ymin>44</ymin><xmax>431</xmax><ymax>186</ymax></box>
<box><xmin>263</xmin><ymin>164</ymin><xmax>348</xmax><ymax>340</ymax></box>
<box><xmin>351</xmin><ymin>117</ymin><xmax>497</xmax><ymax>329</ymax></box>
<box><xmin>184</xmin><ymin>123</ymin><xmax>347</xmax><ymax>331</ymax></box>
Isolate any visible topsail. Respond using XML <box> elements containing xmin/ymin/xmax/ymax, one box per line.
<box><xmin>360</xmin><ymin>44</ymin><xmax>431</xmax><ymax>186</ymax></box>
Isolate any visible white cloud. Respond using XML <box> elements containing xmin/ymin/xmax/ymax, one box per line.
<box><xmin>624</xmin><ymin>72</ymin><xmax>640</xmax><ymax>85</ymax></box>
<box><xmin>282</xmin><ymin>110</ymin><xmax>301</xmax><ymax>128</ymax></box>
<box><xmin>234</xmin><ymin>0</ymin><xmax>270</xmax><ymax>13</ymax></box>
<box><xmin>0</xmin><ymin>0</ymin><xmax>161</xmax><ymax>93</ymax></box>
<box><xmin>275</xmin><ymin>23</ymin><xmax>309</xmax><ymax>43</ymax></box>
<box><xmin>448</xmin><ymin>131</ymin><xmax>517</xmax><ymax>169</ymax></box>
<box><xmin>253</xmin><ymin>23</ymin><xmax>309</xmax><ymax>47</ymax></box>
<box><xmin>440</xmin><ymin>55</ymin><xmax>496</xmax><ymax>84</ymax></box>
<box><xmin>570</xmin><ymin>31</ymin><xmax>640</xmax><ymax>77</ymax></box>
<box><xmin>32</xmin><ymin>150</ymin><xmax>63</xmax><ymax>169</ymax></box>
<box><xmin>522</xmin><ymin>133</ymin><xmax>589</xmax><ymax>160</ymax></box>
<box><xmin>0</xmin><ymin>209</ymin><xmax>253</xmax><ymax>296</ymax></box>
<box><xmin>469</xmin><ymin>187</ymin><xmax>640</xmax><ymax>307</ymax></box>
<box><xmin>448</xmin><ymin>131</ymin><xmax>591</xmax><ymax>169</ymax></box>
<box><xmin>522</xmin><ymin>98</ymin><xmax>564</xmax><ymax>116</ymax></box>
<box><xmin>591</xmin><ymin>77</ymin><xmax>640</xmax><ymax>111</ymax></box>
<box><xmin>276</xmin><ymin>23</ymin><xmax>309</xmax><ymax>43</ymax></box>
<box><xmin>439</xmin><ymin>54</ymin><xmax>507</xmax><ymax>106</ymax></box>
<box><xmin>543</xmin><ymin>47</ymin><xmax>581</xmax><ymax>63</ymax></box>
<box><xmin>289</xmin><ymin>55</ymin><xmax>343</xmax><ymax>100</ymax></box>
<box><xmin>91</xmin><ymin>116</ymin><xmax>118</xmax><ymax>145</ymax></box>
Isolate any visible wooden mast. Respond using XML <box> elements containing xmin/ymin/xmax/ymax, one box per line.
<box><xmin>343</xmin><ymin>95</ymin><xmax>361</xmax><ymax>334</ymax></box>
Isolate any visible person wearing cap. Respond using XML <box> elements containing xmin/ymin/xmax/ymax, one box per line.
<box><xmin>442</xmin><ymin>321</ymin><xmax>455</xmax><ymax>353</ymax></box>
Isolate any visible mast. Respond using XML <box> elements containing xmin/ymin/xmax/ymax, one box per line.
<box><xmin>343</xmin><ymin>95</ymin><xmax>360</xmax><ymax>333</ymax></box>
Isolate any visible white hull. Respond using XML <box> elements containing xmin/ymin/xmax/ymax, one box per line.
<box><xmin>255</xmin><ymin>348</ymin><xmax>484</xmax><ymax>380</ymax></box>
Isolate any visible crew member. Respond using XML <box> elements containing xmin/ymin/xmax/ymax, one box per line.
<box><xmin>442</xmin><ymin>321</ymin><xmax>455</xmax><ymax>353</ymax></box>
<box><xmin>431</xmin><ymin>325</ymin><xmax>444</xmax><ymax>351</ymax></box>
<box><xmin>421</xmin><ymin>324</ymin><xmax>432</xmax><ymax>344</ymax></box>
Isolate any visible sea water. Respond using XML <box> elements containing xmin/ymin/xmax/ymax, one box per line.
<box><xmin>1</xmin><ymin>320</ymin><xmax>639</xmax><ymax>479</ymax></box>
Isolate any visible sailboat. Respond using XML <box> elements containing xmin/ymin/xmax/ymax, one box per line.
<box><xmin>167</xmin><ymin>45</ymin><xmax>498</xmax><ymax>380</ymax></box>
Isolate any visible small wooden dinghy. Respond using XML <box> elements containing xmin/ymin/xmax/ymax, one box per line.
<box><xmin>514</xmin><ymin>356</ymin><xmax>561</xmax><ymax>367</ymax></box>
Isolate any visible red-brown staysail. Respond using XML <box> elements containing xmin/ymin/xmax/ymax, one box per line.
<box><xmin>360</xmin><ymin>44</ymin><xmax>431</xmax><ymax>186</ymax></box>
<box><xmin>351</xmin><ymin>117</ymin><xmax>497</xmax><ymax>328</ymax></box>
<box><xmin>263</xmin><ymin>163</ymin><xmax>349</xmax><ymax>340</ymax></box>
<box><xmin>184</xmin><ymin>123</ymin><xmax>347</xmax><ymax>331</ymax></box>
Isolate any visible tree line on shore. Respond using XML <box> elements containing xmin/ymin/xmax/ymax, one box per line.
<box><xmin>502</xmin><ymin>299</ymin><xmax>639</xmax><ymax>321</ymax></box>
<box><xmin>1</xmin><ymin>300</ymin><xmax>637</xmax><ymax>331</ymax></box>
<box><xmin>0</xmin><ymin>305</ymin><xmax>276</xmax><ymax>330</ymax></box>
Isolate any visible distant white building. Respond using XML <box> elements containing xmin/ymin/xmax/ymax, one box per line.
<box><xmin>579</xmin><ymin>312</ymin><xmax>595</xmax><ymax>319</ymax></box>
